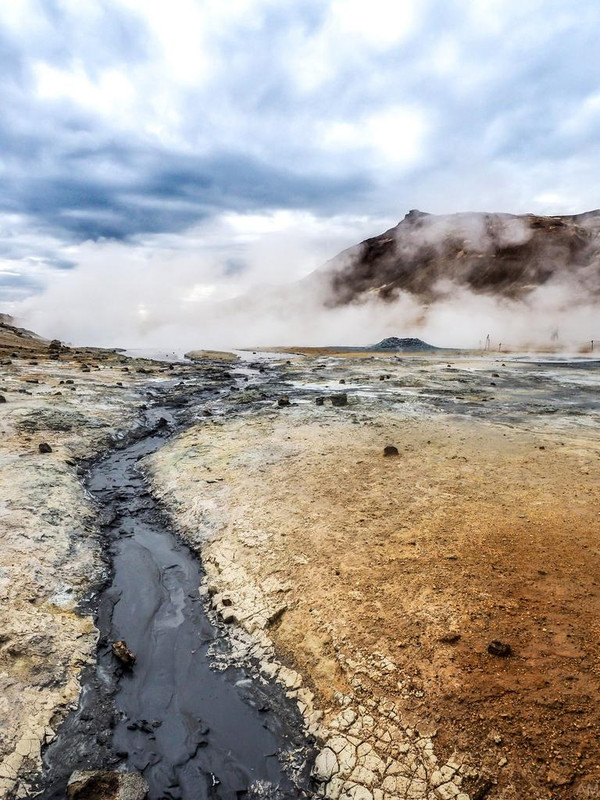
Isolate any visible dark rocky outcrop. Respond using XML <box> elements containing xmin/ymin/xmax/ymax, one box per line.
<box><xmin>373</xmin><ymin>337</ymin><xmax>436</xmax><ymax>351</ymax></box>
<box><xmin>322</xmin><ymin>209</ymin><xmax>600</xmax><ymax>305</ymax></box>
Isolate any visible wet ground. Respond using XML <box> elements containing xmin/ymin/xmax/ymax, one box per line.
<box><xmin>37</xmin><ymin>388</ymin><xmax>314</xmax><ymax>799</ymax></box>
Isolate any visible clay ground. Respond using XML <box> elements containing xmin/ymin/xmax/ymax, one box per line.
<box><xmin>148</xmin><ymin>355</ymin><xmax>600</xmax><ymax>800</ymax></box>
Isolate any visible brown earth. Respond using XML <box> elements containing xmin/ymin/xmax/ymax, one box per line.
<box><xmin>148</xmin><ymin>363</ymin><xmax>600</xmax><ymax>799</ymax></box>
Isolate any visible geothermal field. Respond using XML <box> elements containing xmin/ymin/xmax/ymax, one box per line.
<box><xmin>0</xmin><ymin>316</ymin><xmax>598</xmax><ymax>800</ymax></box>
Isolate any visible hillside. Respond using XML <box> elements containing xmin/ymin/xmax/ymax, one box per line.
<box><xmin>319</xmin><ymin>209</ymin><xmax>600</xmax><ymax>305</ymax></box>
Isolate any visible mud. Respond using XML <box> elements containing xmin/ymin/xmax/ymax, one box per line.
<box><xmin>40</xmin><ymin>404</ymin><xmax>314</xmax><ymax>799</ymax></box>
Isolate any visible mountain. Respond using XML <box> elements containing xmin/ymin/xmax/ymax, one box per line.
<box><xmin>318</xmin><ymin>209</ymin><xmax>600</xmax><ymax>305</ymax></box>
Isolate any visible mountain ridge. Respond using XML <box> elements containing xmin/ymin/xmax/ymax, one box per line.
<box><xmin>317</xmin><ymin>208</ymin><xmax>600</xmax><ymax>306</ymax></box>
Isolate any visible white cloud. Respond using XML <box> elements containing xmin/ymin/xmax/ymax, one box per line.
<box><xmin>34</xmin><ymin>62</ymin><xmax>135</xmax><ymax>118</ymax></box>
<box><xmin>329</xmin><ymin>0</ymin><xmax>420</xmax><ymax>48</ymax></box>
<box><xmin>323</xmin><ymin>106</ymin><xmax>428</xmax><ymax>169</ymax></box>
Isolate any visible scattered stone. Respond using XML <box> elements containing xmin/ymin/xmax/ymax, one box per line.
<box><xmin>277</xmin><ymin>396</ymin><xmax>291</xmax><ymax>407</ymax></box>
<box><xmin>66</xmin><ymin>770</ymin><xmax>149</xmax><ymax>799</ymax></box>
<box><xmin>383</xmin><ymin>445</ymin><xmax>399</xmax><ymax>457</ymax></box>
<box><xmin>112</xmin><ymin>640</ymin><xmax>136</xmax><ymax>668</ymax></box>
<box><xmin>331</xmin><ymin>393</ymin><xmax>348</xmax><ymax>407</ymax></box>
<box><xmin>38</xmin><ymin>442</ymin><xmax>53</xmax><ymax>453</ymax></box>
<box><xmin>487</xmin><ymin>640</ymin><xmax>512</xmax><ymax>657</ymax></box>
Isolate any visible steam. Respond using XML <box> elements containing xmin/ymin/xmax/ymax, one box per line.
<box><xmin>9</xmin><ymin>210</ymin><xmax>600</xmax><ymax>352</ymax></box>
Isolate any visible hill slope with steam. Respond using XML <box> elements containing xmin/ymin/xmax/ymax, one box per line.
<box><xmin>317</xmin><ymin>209</ymin><xmax>600</xmax><ymax>306</ymax></box>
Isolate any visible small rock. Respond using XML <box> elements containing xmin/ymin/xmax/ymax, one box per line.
<box><xmin>331</xmin><ymin>393</ymin><xmax>348</xmax><ymax>407</ymax></box>
<box><xmin>383</xmin><ymin>445</ymin><xmax>399</xmax><ymax>457</ymax></box>
<box><xmin>38</xmin><ymin>443</ymin><xmax>53</xmax><ymax>454</ymax></box>
<box><xmin>112</xmin><ymin>640</ymin><xmax>136</xmax><ymax>668</ymax></box>
<box><xmin>277</xmin><ymin>396</ymin><xmax>291</xmax><ymax>407</ymax></box>
<box><xmin>487</xmin><ymin>640</ymin><xmax>512</xmax><ymax>657</ymax></box>
<box><xmin>315</xmin><ymin>396</ymin><xmax>325</xmax><ymax>406</ymax></box>
<box><xmin>0</xmin><ymin>395</ymin><xmax>6</xmax><ymax>403</ymax></box>
<box><xmin>67</xmin><ymin>770</ymin><xmax>149</xmax><ymax>799</ymax></box>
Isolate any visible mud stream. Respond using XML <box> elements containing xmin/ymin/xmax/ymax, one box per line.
<box><xmin>39</xmin><ymin>395</ymin><xmax>313</xmax><ymax>799</ymax></box>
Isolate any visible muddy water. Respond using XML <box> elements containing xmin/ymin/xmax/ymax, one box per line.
<box><xmin>40</xmin><ymin>407</ymin><xmax>313</xmax><ymax>799</ymax></box>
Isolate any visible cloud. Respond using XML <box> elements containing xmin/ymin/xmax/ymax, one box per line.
<box><xmin>0</xmin><ymin>0</ymin><xmax>599</xmax><ymax>347</ymax></box>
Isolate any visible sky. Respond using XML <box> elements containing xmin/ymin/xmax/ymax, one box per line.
<box><xmin>1</xmin><ymin>0</ymin><xmax>600</xmax><ymax>346</ymax></box>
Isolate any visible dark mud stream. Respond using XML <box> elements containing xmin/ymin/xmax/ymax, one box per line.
<box><xmin>38</xmin><ymin>391</ymin><xmax>314</xmax><ymax>799</ymax></box>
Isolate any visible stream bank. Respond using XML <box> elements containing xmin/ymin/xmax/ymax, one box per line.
<box><xmin>34</xmin><ymin>379</ymin><xmax>316</xmax><ymax>799</ymax></box>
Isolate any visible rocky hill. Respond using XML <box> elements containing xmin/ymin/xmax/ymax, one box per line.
<box><xmin>0</xmin><ymin>316</ymin><xmax>48</xmax><ymax>354</ymax></box>
<box><xmin>372</xmin><ymin>336</ymin><xmax>437</xmax><ymax>351</ymax></box>
<box><xmin>319</xmin><ymin>209</ymin><xmax>600</xmax><ymax>305</ymax></box>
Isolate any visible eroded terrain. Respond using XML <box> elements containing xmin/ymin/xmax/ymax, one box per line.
<box><xmin>147</xmin><ymin>353</ymin><xmax>600</xmax><ymax>800</ymax></box>
<box><xmin>1</xmin><ymin>331</ymin><xmax>599</xmax><ymax>800</ymax></box>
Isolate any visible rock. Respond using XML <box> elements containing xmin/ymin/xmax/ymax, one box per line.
<box><xmin>66</xmin><ymin>770</ymin><xmax>149</xmax><ymax>799</ymax></box>
<box><xmin>277</xmin><ymin>396</ymin><xmax>291</xmax><ymax>407</ymax></box>
<box><xmin>331</xmin><ymin>393</ymin><xmax>348</xmax><ymax>407</ymax></box>
<box><xmin>340</xmin><ymin>379</ymin><xmax>346</xmax><ymax>384</ymax></box>
<box><xmin>487</xmin><ymin>640</ymin><xmax>512</xmax><ymax>657</ymax></box>
<box><xmin>48</xmin><ymin>339</ymin><xmax>62</xmax><ymax>351</ymax></box>
<box><xmin>0</xmin><ymin>395</ymin><xmax>5</xmax><ymax>403</ymax></box>
<box><xmin>315</xmin><ymin>396</ymin><xmax>325</xmax><ymax>406</ymax></box>
<box><xmin>38</xmin><ymin>443</ymin><xmax>53</xmax><ymax>453</ymax></box>
<box><xmin>112</xmin><ymin>640</ymin><xmax>136</xmax><ymax>668</ymax></box>
<box><xmin>383</xmin><ymin>445</ymin><xmax>399</xmax><ymax>457</ymax></box>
